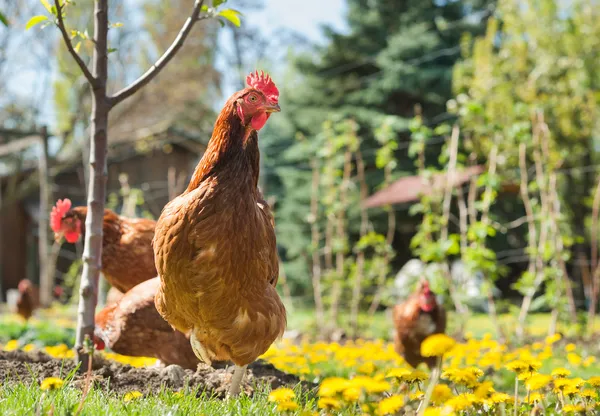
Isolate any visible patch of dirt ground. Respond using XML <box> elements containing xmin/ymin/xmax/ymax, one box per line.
<box><xmin>0</xmin><ymin>350</ymin><xmax>310</xmax><ymax>398</ymax></box>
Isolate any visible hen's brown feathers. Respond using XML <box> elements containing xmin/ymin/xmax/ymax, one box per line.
<box><xmin>16</xmin><ymin>279</ymin><xmax>39</xmax><ymax>320</ymax></box>
<box><xmin>153</xmin><ymin>91</ymin><xmax>286</xmax><ymax>367</ymax></box>
<box><xmin>71</xmin><ymin>207</ymin><xmax>157</xmax><ymax>292</ymax></box>
<box><xmin>95</xmin><ymin>278</ymin><xmax>199</xmax><ymax>369</ymax></box>
<box><xmin>393</xmin><ymin>289</ymin><xmax>446</xmax><ymax>369</ymax></box>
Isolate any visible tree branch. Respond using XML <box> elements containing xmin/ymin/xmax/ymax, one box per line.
<box><xmin>108</xmin><ymin>0</ymin><xmax>206</xmax><ymax>107</ymax></box>
<box><xmin>53</xmin><ymin>0</ymin><xmax>96</xmax><ymax>85</ymax></box>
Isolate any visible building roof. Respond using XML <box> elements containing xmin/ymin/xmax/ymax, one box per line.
<box><xmin>364</xmin><ymin>165</ymin><xmax>485</xmax><ymax>208</ymax></box>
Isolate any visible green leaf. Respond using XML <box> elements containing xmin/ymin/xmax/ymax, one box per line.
<box><xmin>218</xmin><ymin>9</ymin><xmax>241</xmax><ymax>27</ymax></box>
<box><xmin>0</xmin><ymin>12</ymin><xmax>8</xmax><ymax>27</ymax></box>
<box><xmin>39</xmin><ymin>0</ymin><xmax>52</xmax><ymax>13</ymax></box>
<box><xmin>26</xmin><ymin>15</ymin><xmax>48</xmax><ymax>30</ymax></box>
<box><xmin>213</xmin><ymin>0</ymin><xmax>227</xmax><ymax>7</ymax></box>
<box><xmin>74</xmin><ymin>41</ymin><xmax>81</xmax><ymax>53</ymax></box>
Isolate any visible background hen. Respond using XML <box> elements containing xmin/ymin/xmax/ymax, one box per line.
<box><xmin>392</xmin><ymin>280</ymin><xmax>447</xmax><ymax>369</ymax></box>
<box><xmin>94</xmin><ymin>278</ymin><xmax>199</xmax><ymax>369</ymax></box>
<box><xmin>153</xmin><ymin>71</ymin><xmax>286</xmax><ymax>397</ymax></box>
<box><xmin>15</xmin><ymin>279</ymin><xmax>39</xmax><ymax>321</ymax></box>
<box><xmin>50</xmin><ymin>198</ymin><xmax>157</xmax><ymax>293</ymax></box>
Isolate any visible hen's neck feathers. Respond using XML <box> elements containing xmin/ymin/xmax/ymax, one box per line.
<box><xmin>186</xmin><ymin>91</ymin><xmax>260</xmax><ymax>193</ymax></box>
<box><xmin>71</xmin><ymin>206</ymin><xmax>122</xmax><ymax>241</ymax></box>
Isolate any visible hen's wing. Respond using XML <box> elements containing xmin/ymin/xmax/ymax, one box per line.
<box><xmin>154</xmin><ymin>183</ymin><xmax>285</xmax><ymax>366</ymax></box>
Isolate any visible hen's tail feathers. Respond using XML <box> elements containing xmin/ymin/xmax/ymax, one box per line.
<box><xmin>190</xmin><ymin>331</ymin><xmax>212</xmax><ymax>366</ymax></box>
<box><xmin>227</xmin><ymin>364</ymin><xmax>247</xmax><ymax>398</ymax></box>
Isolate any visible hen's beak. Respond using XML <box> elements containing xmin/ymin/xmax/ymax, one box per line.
<box><xmin>263</xmin><ymin>103</ymin><xmax>281</xmax><ymax>113</ymax></box>
<box><xmin>54</xmin><ymin>233</ymin><xmax>63</xmax><ymax>243</ymax></box>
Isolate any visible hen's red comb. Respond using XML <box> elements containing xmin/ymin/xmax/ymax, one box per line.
<box><xmin>246</xmin><ymin>70</ymin><xmax>279</xmax><ymax>103</ymax></box>
<box><xmin>50</xmin><ymin>198</ymin><xmax>72</xmax><ymax>232</ymax></box>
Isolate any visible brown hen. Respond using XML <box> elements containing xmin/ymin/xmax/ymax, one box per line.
<box><xmin>153</xmin><ymin>71</ymin><xmax>286</xmax><ymax>396</ymax></box>
<box><xmin>392</xmin><ymin>279</ymin><xmax>447</xmax><ymax>369</ymax></box>
<box><xmin>94</xmin><ymin>277</ymin><xmax>199</xmax><ymax>369</ymax></box>
<box><xmin>50</xmin><ymin>199</ymin><xmax>157</xmax><ymax>293</ymax></box>
<box><xmin>15</xmin><ymin>279</ymin><xmax>39</xmax><ymax>320</ymax></box>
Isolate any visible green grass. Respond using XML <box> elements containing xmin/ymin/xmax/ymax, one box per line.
<box><xmin>0</xmin><ymin>383</ymin><xmax>328</xmax><ymax>416</ymax></box>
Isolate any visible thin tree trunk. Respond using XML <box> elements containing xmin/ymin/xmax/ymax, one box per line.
<box><xmin>478</xmin><ymin>146</ymin><xmax>503</xmax><ymax>341</ymax></box>
<box><xmin>516</xmin><ymin>143</ymin><xmax>537</xmax><ymax>340</ymax></box>
<box><xmin>548</xmin><ymin>173</ymin><xmax>577</xmax><ymax>326</ymax></box>
<box><xmin>38</xmin><ymin>126</ymin><xmax>52</xmax><ymax>306</ymax></box>
<box><xmin>367</xmin><ymin>201</ymin><xmax>395</xmax><ymax>315</ymax></box>
<box><xmin>440</xmin><ymin>126</ymin><xmax>459</xmax><ymax>242</ymax></box>
<box><xmin>75</xmin><ymin>0</ymin><xmax>110</xmax><ymax>370</ymax></box>
<box><xmin>350</xmin><ymin>150</ymin><xmax>369</xmax><ymax>338</ymax></box>
<box><xmin>588</xmin><ymin>176</ymin><xmax>600</xmax><ymax>334</ymax></box>
<box><xmin>329</xmin><ymin>149</ymin><xmax>352</xmax><ymax>326</ymax></box>
<box><xmin>309</xmin><ymin>159</ymin><xmax>324</xmax><ymax>335</ymax></box>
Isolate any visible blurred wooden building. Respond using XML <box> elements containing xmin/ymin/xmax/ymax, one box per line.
<box><xmin>0</xmin><ymin>122</ymin><xmax>208</xmax><ymax>301</ymax></box>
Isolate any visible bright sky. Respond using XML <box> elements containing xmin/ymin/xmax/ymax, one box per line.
<box><xmin>250</xmin><ymin>0</ymin><xmax>347</xmax><ymax>42</ymax></box>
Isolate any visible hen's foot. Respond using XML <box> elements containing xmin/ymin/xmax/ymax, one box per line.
<box><xmin>227</xmin><ymin>364</ymin><xmax>247</xmax><ymax>398</ymax></box>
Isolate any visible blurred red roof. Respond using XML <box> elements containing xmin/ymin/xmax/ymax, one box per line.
<box><xmin>364</xmin><ymin>165</ymin><xmax>485</xmax><ymax>208</ymax></box>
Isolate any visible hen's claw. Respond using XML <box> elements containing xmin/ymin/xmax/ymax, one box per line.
<box><xmin>190</xmin><ymin>332</ymin><xmax>212</xmax><ymax>366</ymax></box>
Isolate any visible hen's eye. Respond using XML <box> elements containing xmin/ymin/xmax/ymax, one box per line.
<box><xmin>249</xmin><ymin>94</ymin><xmax>257</xmax><ymax>102</ymax></box>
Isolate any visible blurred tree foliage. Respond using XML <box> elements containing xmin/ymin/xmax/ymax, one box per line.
<box><xmin>452</xmin><ymin>0</ymin><xmax>600</xmax><ymax>297</ymax></box>
<box><xmin>53</xmin><ymin>0</ymin><xmax>221</xmax><ymax>154</ymax></box>
<box><xmin>262</xmin><ymin>0</ymin><xmax>495</xmax><ymax>297</ymax></box>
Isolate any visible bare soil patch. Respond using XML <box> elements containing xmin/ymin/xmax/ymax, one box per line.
<box><xmin>0</xmin><ymin>350</ymin><xmax>308</xmax><ymax>398</ymax></box>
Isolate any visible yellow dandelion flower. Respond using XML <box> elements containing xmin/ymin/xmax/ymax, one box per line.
<box><xmin>276</xmin><ymin>401</ymin><xmax>298</xmax><ymax>411</ymax></box>
<box><xmin>525</xmin><ymin>393</ymin><xmax>543</xmax><ymax>404</ymax></box>
<box><xmin>319</xmin><ymin>377</ymin><xmax>351</xmax><ymax>397</ymax></box>
<box><xmin>525</xmin><ymin>374</ymin><xmax>552</xmax><ymax>390</ymax></box>
<box><xmin>554</xmin><ymin>379</ymin><xmax>581</xmax><ymax>396</ymax></box>
<box><xmin>358</xmin><ymin>361</ymin><xmax>376</xmax><ymax>374</ymax></box>
<box><xmin>563</xmin><ymin>404</ymin><xmax>585</xmax><ymax>414</ymax></box>
<box><xmin>431</xmin><ymin>384</ymin><xmax>453</xmax><ymax>405</ymax></box>
<box><xmin>489</xmin><ymin>392</ymin><xmax>513</xmax><ymax>404</ymax></box>
<box><xmin>318</xmin><ymin>397</ymin><xmax>342</xmax><ymax>410</ymax></box>
<box><xmin>406</xmin><ymin>370</ymin><xmax>428</xmax><ymax>383</ymax></box>
<box><xmin>123</xmin><ymin>391</ymin><xmax>143</xmax><ymax>402</ymax></box>
<box><xmin>565</xmin><ymin>343</ymin><xmax>576</xmax><ymax>352</ymax></box>
<box><xmin>342</xmin><ymin>387</ymin><xmax>361</xmax><ymax>402</ymax></box>
<box><xmin>588</xmin><ymin>377</ymin><xmax>600</xmax><ymax>387</ymax></box>
<box><xmin>531</xmin><ymin>342</ymin><xmax>543</xmax><ymax>351</ymax></box>
<box><xmin>581</xmin><ymin>389</ymin><xmax>597</xmax><ymax>399</ymax></box>
<box><xmin>423</xmin><ymin>408</ymin><xmax>443</xmax><ymax>416</ymax></box>
<box><xmin>40</xmin><ymin>377</ymin><xmax>64</xmax><ymax>391</ymax></box>
<box><xmin>268</xmin><ymin>387</ymin><xmax>296</xmax><ymax>403</ymax></box>
<box><xmin>350</xmin><ymin>376</ymin><xmax>391</xmax><ymax>394</ymax></box>
<box><xmin>567</xmin><ymin>353</ymin><xmax>582</xmax><ymax>366</ymax></box>
<box><xmin>441</xmin><ymin>368</ymin><xmax>482</xmax><ymax>388</ymax></box>
<box><xmin>505</xmin><ymin>359</ymin><xmax>541</xmax><ymax>375</ymax></box>
<box><xmin>445</xmin><ymin>393</ymin><xmax>476</xmax><ymax>411</ymax></box>
<box><xmin>551</xmin><ymin>368</ymin><xmax>571</xmax><ymax>378</ymax></box>
<box><xmin>474</xmin><ymin>381</ymin><xmax>495</xmax><ymax>399</ymax></box>
<box><xmin>583</xmin><ymin>356</ymin><xmax>596</xmax><ymax>367</ymax></box>
<box><xmin>3</xmin><ymin>340</ymin><xmax>19</xmax><ymax>352</ymax></box>
<box><xmin>545</xmin><ymin>333</ymin><xmax>561</xmax><ymax>344</ymax></box>
<box><xmin>410</xmin><ymin>390</ymin><xmax>424</xmax><ymax>401</ymax></box>
<box><xmin>421</xmin><ymin>334</ymin><xmax>456</xmax><ymax>357</ymax></box>
<box><xmin>22</xmin><ymin>344</ymin><xmax>36</xmax><ymax>352</ymax></box>
<box><xmin>386</xmin><ymin>368</ymin><xmax>411</xmax><ymax>381</ymax></box>
<box><xmin>377</xmin><ymin>395</ymin><xmax>404</xmax><ymax>415</ymax></box>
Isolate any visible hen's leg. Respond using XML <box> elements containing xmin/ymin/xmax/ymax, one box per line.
<box><xmin>227</xmin><ymin>364</ymin><xmax>247</xmax><ymax>398</ymax></box>
<box><xmin>190</xmin><ymin>331</ymin><xmax>212</xmax><ymax>365</ymax></box>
